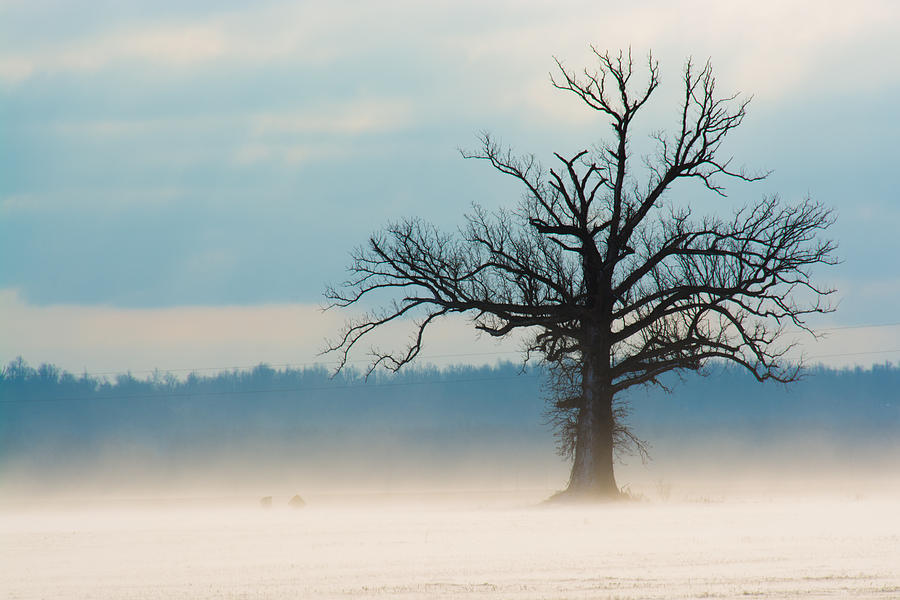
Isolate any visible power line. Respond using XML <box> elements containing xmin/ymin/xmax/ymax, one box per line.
<box><xmin>808</xmin><ymin>348</ymin><xmax>900</xmax><ymax>359</ymax></box>
<box><xmin>0</xmin><ymin>373</ymin><xmax>541</xmax><ymax>404</ymax></box>
<box><xmin>3</xmin><ymin>322</ymin><xmax>898</xmax><ymax>382</ymax></box>
<box><xmin>814</xmin><ymin>322</ymin><xmax>900</xmax><ymax>332</ymax></box>
<box><xmin>82</xmin><ymin>350</ymin><xmax>524</xmax><ymax>377</ymax></box>
<box><xmin>2</xmin><ymin>347</ymin><xmax>898</xmax><ymax>405</ymax></box>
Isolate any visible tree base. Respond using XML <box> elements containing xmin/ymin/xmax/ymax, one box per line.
<box><xmin>542</xmin><ymin>486</ymin><xmax>627</xmax><ymax>505</ymax></box>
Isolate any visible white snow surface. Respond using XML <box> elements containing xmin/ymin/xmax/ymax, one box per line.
<box><xmin>2</xmin><ymin>493</ymin><xmax>899</xmax><ymax>599</ymax></box>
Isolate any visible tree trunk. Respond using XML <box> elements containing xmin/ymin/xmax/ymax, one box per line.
<box><xmin>564</xmin><ymin>351</ymin><xmax>619</xmax><ymax>499</ymax></box>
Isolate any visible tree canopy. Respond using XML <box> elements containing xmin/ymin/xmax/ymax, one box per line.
<box><xmin>326</xmin><ymin>48</ymin><xmax>837</xmax><ymax>499</ymax></box>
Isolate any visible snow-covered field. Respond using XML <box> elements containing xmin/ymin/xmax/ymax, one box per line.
<box><xmin>2</xmin><ymin>493</ymin><xmax>899</xmax><ymax>599</ymax></box>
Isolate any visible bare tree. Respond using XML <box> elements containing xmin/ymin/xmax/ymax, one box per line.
<box><xmin>325</xmin><ymin>48</ymin><xmax>837</xmax><ymax>499</ymax></box>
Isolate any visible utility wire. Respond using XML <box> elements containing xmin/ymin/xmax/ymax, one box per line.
<box><xmin>2</xmin><ymin>346</ymin><xmax>900</xmax><ymax>406</ymax></box>
<box><xmin>815</xmin><ymin>322</ymin><xmax>900</xmax><ymax>332</ymax></box>
<box><xmin>3</xmin><ymin>323</ymin><xmax>898</xmax><ymax>384</ymax></box>
<box><xmin>0</xmin><ymin>373</ymin><xmax>541</xmax><ymax>404</ymax></box>
<box><xmin>807</xmin><ymin>348</ymin><xmax>900</xmax><ymax>359</ymax></box>
<box><xmin>82</xmin><ymin>349</ymin><xmax>524</xmax><ymax>377</ymax></box>
<box><xmin>2</xmin><ymin>348</ymin><xmax>898</xmax><ymax>405</ymax></box>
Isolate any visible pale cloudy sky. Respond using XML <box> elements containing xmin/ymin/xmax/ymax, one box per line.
<box><xmin>1</xmin><ymin>0</ymin><xmax>899</xmax><ymax>375</ymax></box>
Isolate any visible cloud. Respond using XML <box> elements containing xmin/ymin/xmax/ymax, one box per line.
<box><xmin>40</xmin><ymin>96</ymin><xmax>415</xmax><ymax>169</ymax></box>
<box><xmin>0</xmin><ymin>23</ymin><xmax>228</xmax><ymax>81</ymax></box>
<box><xmin>0</xmin><ymin>288</ymin><xmax>339</xmax><ymax>376</ymax></box>
<box><xmin>444</xmin><ymin>0</ymin><xmax>900</xmax><ymax>109</ymax></box>
<box><xmin>2</xmin><ymin>287</ymin><xmax>894</xmax><ymax>379</ymax></box>
<box><xmin>250</xmin><ymin>99</ymin><xmax>414</xmax><ymax>137</ymax></box>
<box><xmin>232</xmin><ymin>98</ymin><xmax>415</xmax><ymax>165</ymax></box>
<box><xmin>4</xmin><ymin>0</ymin><xmax>898</xmax><ymax>128</ymax></box>
<box><xmin>0</xmin><ymin>289</ymin><xmax>524</xmax><ymax>377</ymax></box>
<box><xmin>2</xmin><ymin>0</ymin><xmax>897</xmax><ymax>331</ymax></box>
<box><xmin>231</xmin><ymin>142</ymin><xmax>345</xmax><ymax>166</ymax></box>
<box><xmin>0</xmin><ymin>55</ymin><xmax>33</xmax><ymax>84</ymax></box>
<box><xmin>0</xmin><ymin>188</ymin><xmax>189</xmax><ymax>215</ymax></box>
<box><xmin>67</xmin><ymin>24</ymin><xmax>228</xmax><ymax>70</ymax></box>
<box><xmin>0</xmin><ymin>2</ymin><xmax>409</xmax><ymax>83</ymax></box>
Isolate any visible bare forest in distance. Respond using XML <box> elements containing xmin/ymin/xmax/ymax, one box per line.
<box><xmin>2</xmin><ymin>357</ymin><xmax>898</xmax><ymax>495</ymax></box>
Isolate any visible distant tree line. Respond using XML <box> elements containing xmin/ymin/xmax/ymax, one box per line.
<box><xmin>0</xmin><ymin>358</ymin><xmax>547</xmax><ymax>461</ymax></box>
<box><xmin>2</xmin><ymin>357</ymin><xmax>897</xmax><ymax>448</ymax></box>
<box><xmin>1</xmin><ymin>357</ymin><xmax>898</xmax><ymax>492</ymax></box>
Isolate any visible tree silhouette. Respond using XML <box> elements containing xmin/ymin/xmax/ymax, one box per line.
<box><xmin>325</xmin><ymin>48</ymin><xmax>837</xmax><ymax>499</ymax></box>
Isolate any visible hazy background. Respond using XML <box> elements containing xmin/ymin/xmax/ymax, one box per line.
<box><xmin>2</xmin><ymin>6</ymin><xmax>900</xmax><ymax>598</ymax></box>
<box><xmin>3</xmin><ymin>359</ymin><xmax>898</xmax><ymax>501</ymax></box>
<box><xmin>1</xmin><ymin>0</ymin><xmax>899</xmax><ymax>376</ymax></box>
<box><xmin>1</xmin><ymin>0</ymin><xmax>899</xmax><ymax>506</ymax></box>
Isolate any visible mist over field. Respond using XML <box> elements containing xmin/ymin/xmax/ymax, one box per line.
<box><xmin>2</xmin><ymin>360</ymin><xmax>899</xmax><ymax>501</ymax></box>
<box><xmin>2</xmin><ymin>360</ymin><xmax>899</xmax><ymax>599</ymax></box>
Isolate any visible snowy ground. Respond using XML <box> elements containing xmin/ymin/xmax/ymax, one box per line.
<box><xmin>2</xmin><ymin>492</ymin><xmax>899</xmax><ymax>599</ymax></box>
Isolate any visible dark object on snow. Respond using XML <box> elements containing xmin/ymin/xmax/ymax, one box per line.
<box><xmin>288</xmin><ymin>494</ymin><xmax>306</xmax><ymax>508</ymax></box>
<box><xmin>260</xmin><ymin>496</ymin><xmax>273</xmax><ymax>508</ymax></box>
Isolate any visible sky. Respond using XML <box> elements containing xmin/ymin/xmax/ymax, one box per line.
<box><xmin>1</xmin><ymin>0</ymin><xmax>899</xmax><ymax>376</ymax></box>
